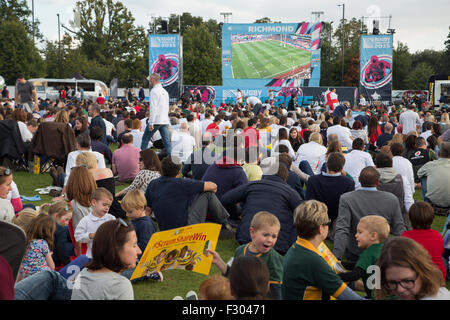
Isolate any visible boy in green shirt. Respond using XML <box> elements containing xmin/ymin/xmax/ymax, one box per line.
<box><xmin>339</xmin><ymin>215</ymin><xmax>390</xmax><ymax>299</ymax></box>
<box><xmin>206</xmin><ymin>211</ymin><xmax>283</xmax><ymax>299</ymax></box>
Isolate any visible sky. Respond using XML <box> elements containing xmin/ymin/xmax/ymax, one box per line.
<box><xmin>32</xmin><ymin>0</ymin><xmax>449</xmax><ymax>53</ymax></box>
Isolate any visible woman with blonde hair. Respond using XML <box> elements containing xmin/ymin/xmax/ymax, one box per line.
<box><xmin>439</xmin><ymin>112</ymin><xmax>449</xmax><ymax>132</ymax></box>
<box><xmin>54</xmin><ymin>110</ymin><xmax>69</xmax><ymax>124</ymax></box>
<box><xmin>376</xmin><ymin>236</ymin><xmax>450</xmax><ymax>300</ymax></box>
<box><xmin>282</xmin><ymin>200</ymin><xmax>363</xmax><ymax>300</ymax></box>
<box><xmin>75</xmin><ymin>152</ymin><xmax>125</xmax><ymax>219</ymax></box>
<box><xmin>388</xmin><ymin>133</ymin><xmax>405</xmax><ymax>146</ymax></box>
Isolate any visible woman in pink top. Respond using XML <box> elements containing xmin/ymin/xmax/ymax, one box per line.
<box><xmin>402</xmin><ymin>201</ymin><xmax>446</xmax><ymax>279</ymax></box>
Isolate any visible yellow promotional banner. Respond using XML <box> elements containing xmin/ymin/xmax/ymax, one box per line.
<box><xmin>318</xmin><ymin>242</ymin><xmax>347</xmax><ymax>274</ymax></box>
<box><xmin>131</xmin><ymin>223</ymin><xmax>221</xmax><ymax>280</ymax></box>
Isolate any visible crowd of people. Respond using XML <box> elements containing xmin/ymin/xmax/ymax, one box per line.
<box><xmin>0</xmin><ymin>72</ymin><xmax>450</xmax><ymax>301</ymax></box>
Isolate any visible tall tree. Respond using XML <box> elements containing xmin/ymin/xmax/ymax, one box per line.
<box><xmin>0</xmin><ymin>19</ymin><xmax>44</xmax><ymax>83</ymax></box>
<box><xmin>392</xmin><ymin>42</ymin><xmax>412</xmax><ymax>90</ymax></box>
<box><xmin>404</xmin><ymin>62</ymin><xmax>434</xmax><ymax>90</ymax></box>
<box><xmin>73</xmin><ymin>0</ymin><xmax>147</xmax><ymax>86</ymax></box>
<box><xmin>443</xmin><ymin>27</ymin><xmax>450</xmax><ymax>74</ymax></box>
<box><xmin>183</xmin><ymin>24</ymin><xmax>221</xmax><ymax>85</ymax></box>
<box><xmin>0</xmin><ymin>0</ymin><xmax>43</xmax><ymax>40</ymax></box>
<box><xmin>254</xmin><ymin>17</ymin><xmax>271</xmax><ymax>23</ymax></box>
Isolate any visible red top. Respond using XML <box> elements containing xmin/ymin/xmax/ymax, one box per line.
<box><xmin>369</xmin><ymin>126</ymin><xmax>381</xmax><ymax>145</ymax></box>
<box><xmin>96</xmin><ymin>96</ymin><xmax>105</xmax><ymax>105</ymax></box>
<box><xmin>402</xmin><ymin>229</ymin><xmax>446</xmax><ymax>279</ymax></box>
<box><xmin>206</xmin><ymin>122</ymin><xmax>220</xmax><ymax>137</ymax></box>
<box><xmin>242</xmin><ymin>127</ymin><xmax>260</xmax><ymax>148</ymax></box>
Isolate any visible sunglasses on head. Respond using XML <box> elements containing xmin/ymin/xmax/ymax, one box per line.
<box><xmin>1</xmin><ymin>168</ymin><xmax>11</xmax><ymax>176</ymax></box>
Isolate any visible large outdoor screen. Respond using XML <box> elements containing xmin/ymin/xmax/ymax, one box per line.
<box><xmin>221</xmin><ymin>23</ymin><xmax>322</xmax><ymax>88</ymax></box>
<box><xmin>231</xmin><ymin>34</ymin><xmax>312</xmax><ymax>79</ymax></box>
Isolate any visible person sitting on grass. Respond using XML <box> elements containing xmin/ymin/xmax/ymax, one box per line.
<box><xmin>339</xmin><ymin>215</ymin><xmax>390</xmax><ymax>299</ymax></box>
<box><xmin>18</xmin><ymin>214</ymin><xmax>56</xmax><ymax>281</ymax></box>
<box><xmin>120</xmin><ymin>189</ymin><xmax>162</xmax><ymax>282</ymax></box>
<box><xmin>206</xmin><ymin>211</ymin><xmax>284</xmax><ymax>300</ymax></box>
<box><xmin>282</xmin><ymin>200</ymin><xmax>364</xmax><ymax>300</ymax></box>
<box><xmin>375</xmin><ymin>236</ymin><xmax>450</xmax><ymax>300</ymax></box>
<box><xmin>71</xmin><ymin>219</ymin><xmax>141</xmax><ymax>300</ymax></box>
<box><xmin>74</xmin><ymin>188</ymin><xmax>116</xmax><ymax>260</ymax></box>
<box><xmin>145</xmin><ymin>155</ymin><xmax>232</xmax><ymax>235</ymax></box>
<box><xmin>401</xmin><ymin>201</ymin><xmax>446</xmax><ymax>280</ymax></box>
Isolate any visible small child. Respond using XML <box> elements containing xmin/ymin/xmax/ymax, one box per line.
<box><xmin>74</xmin><ymin>188</ymin><xmax>116</xmax><ymax>259</ymax></box>
<box><xmin>11</xmin><ymin>207</ymin><xmax>38</xmax><ymax>231</ymax></box>
<box><xmin>199</xmin><ymin>275</ymin><xmax>233</xmax><ymax>300</ymax></box>
<box><xmin>206</xmin><ymin>211</ymin><xmax>283</xmax><ymax>299</ymax></box>
<box><xmin>402</xmin><ymin>201</ymin><xmax>446</xmax><ymax>279</ymax></box>
<box><xmin>120</xmin><ymin>189</ymin><xmax>161</xmax><ymax>282</ymax></box>
<box><xmin>121</xmin><ymin>190</ymin><xmax>157</xmax><ymax>257</ymax></box>
<box><xmin>43</xmin><ymin>201</ymin><xmax>74</xmax><ymax>268</ymax></box>
<box><xmin>19</xmin><ymin>213</ymin><xmax>56</xmax><ymax>280</ymax></box>
<box><xmin>339</xmin><ymin>215</ymin><xmax>390</xmax><ymax>299</ymax></box>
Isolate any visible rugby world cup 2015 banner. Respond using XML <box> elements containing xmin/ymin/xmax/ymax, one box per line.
<box><xmin>149</xmin><ymin>34</ymin><xmax>181</xmax><ymax>103</ymax></box>
<box><xmin>359</xmin><ymin>35</ymin><xmax>393</xmax><ymax>104</ymax></box>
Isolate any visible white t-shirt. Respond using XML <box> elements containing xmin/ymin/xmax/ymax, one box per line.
<box><xmin>171</xmin><ymin>131</ymin><xmax>196</xmax><ymax>163</ymax></box>
<box><xmin>399</xmin><ymin>110</ymin><xmax>420</xmax><ymax>134</ymax></box>
<box><xmin>103</xmin><ymin>119</ymin><xmax>114</xmax><ymax>136</ymax></box>
<box><xmin>130</xmin><ymin>129</ymin><xmax>143</xmax><ymax>150</ymax></box>
<box><xmin>294</xmin><ymin>141</ymin><xmax>327</xmax><ymax>175</ymax></box>
<box><xmin>421</xmin><ymin>287</ymin><xmax>450</xmax><ymax>300</ymax></box>
<box><xmin>74</xmin><ymin>212</ymin><xmax>116</xmax><ymax>259</ymax></box>
<box><xmin>344</xmin><ymin>150</ymin><xmax>375</xmax><ymax>189</ymax></box>
<box><xmin>247</xmin><ymin>96</ymin><xmax>262</xmax><ymax>107</ymax></box>
<box><xmin>327</xmin><ymin>125</ymin><xmax>354</xmax><ymax>149</ymax></box>
<box><xmin>64</xmin><ymin>150</ymin><xmax>106</xmax><ymax>186</ymax></box>
<box><xmin>0</xmin><ymin>199</ymin><xmax>15</xmax><ymax>223</ymax></box>
<box><xmin>17</xmin><ymin>121</ymin><xmax>33</xmax><ymax>143</ymax></box>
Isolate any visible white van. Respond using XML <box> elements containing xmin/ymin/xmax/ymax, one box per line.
<box><xmin>28</xmin><ymin>78</ymin><xmax>109</xmax><ymax>101</ymax></box>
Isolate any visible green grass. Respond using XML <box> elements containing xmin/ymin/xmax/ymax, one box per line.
<box><xmin>12</xmin><ymin>165</ymin><xmax>450</xmax><ymax>299</ymax></box>
<box><xmin>231</xmin><ymin>39</ymin><xmax>311</xmax><ymax>79</ymax></box>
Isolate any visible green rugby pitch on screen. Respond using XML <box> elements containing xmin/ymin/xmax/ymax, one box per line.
<box><xmin>231</xmin><ymin>39</ymin><xmax>311</xmax><ymax>79</ymax></box>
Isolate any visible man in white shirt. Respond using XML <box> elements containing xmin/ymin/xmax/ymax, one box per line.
<box><xmin>420</xmin><ymin>122</ymin><xmax>433</xmax><ymax>142</ymax></box>
<box><xmin>140</xmin><ymin>73</ymin><xmax>171</xmax><ymax>154</ymax></box>
<box><xmin>399</xmin><ymin>104</ymin><xmax>420</xmax><ymax>135</ymax></box>
<box><xmin>64</xmin><ymin>134</ymin><xmax>106</xmax><ymax>186</ymax></box>
<box><xmin>247</xmin><ymin>96</ymin><xmax>262</xmax><ymax>115</ymax></box>
<box><xmin>171</xmin><ymin>122</ymin><xmax>196</xmax><ymax>163</ymax></box>
<box><xmin>294</xmin><ymin>132</ymin><xmax>327</xmax><ymax>175</ymax></box>
<box><xmin>344</xmin><ymin>138</ymin><xmax>375</xmax><ymax>189</ymax></box>
<box><xmin>103</xmin><ymin>117</ymin><xmax>115</xmax><ymax>141</ymax></box>
<box><xmin>327</xmin><ymin>116</ymin><xmax>354</xmax><ymax>149</ymax></box>
<box><xmin>390</xmin><ymin>143</ymin><xmax>415</xmax><ymax>212</ymax></box>
<box><xmin>201</xmin><ymin>111</ymin><xmax>214</xmax><ymax>134</ymax></box>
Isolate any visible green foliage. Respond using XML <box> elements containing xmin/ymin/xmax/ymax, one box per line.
<box><xmin>0</xmin><ymin>0</ymin><xmax>43</xmax><ymax>41</ymax></box>
<box><xmin>393</xmin><ymin>42</ymin><xmax>412</xmax><ymax>90</ymax></box>
<box><xmin>0</xmin><ymin>19</ymin><xmax>45</xmax><ymax>83</ymax></box>
<box><xmin>404</xmin><ymin>62</ymin><xmax>435</xmax><ymax>90</ymax></box>
<box><xmin>72</xmin><ymin>0</ymin><xmax>147</xmax><ymax>86</ymax></box>
<box><xmin>183</xmin><ymin>24</ymin><xmax>222</xmax><ymax>85</ymax></box>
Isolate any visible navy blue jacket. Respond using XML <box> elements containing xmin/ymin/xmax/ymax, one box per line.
<box><xmin>182</xmin><ymin>147</ymin><xmax>218</xmax><ymax>180</ymax></box>
<box><xmin>221</xmin><ymin>175</ymin><xmax>303</xmax><ymax>254</ymax></box>
<box><xmin>332</xmin><ymin>104</ymin><xmax>348</xmax><ymax>119</ymax></box>
<box><xmin>131</xmin><ymin>216</ymin><xmax>157</xmax><ymax>259</ymax></box>
<box><xmin>201</xmin><ymin>156</ymin><xmax>248</xmax><ymax>201</ymax></box>
<box><xmin>306</xmin><ymin>174</ymin><xmax>355</xmax><ymax>221</ymax></box>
